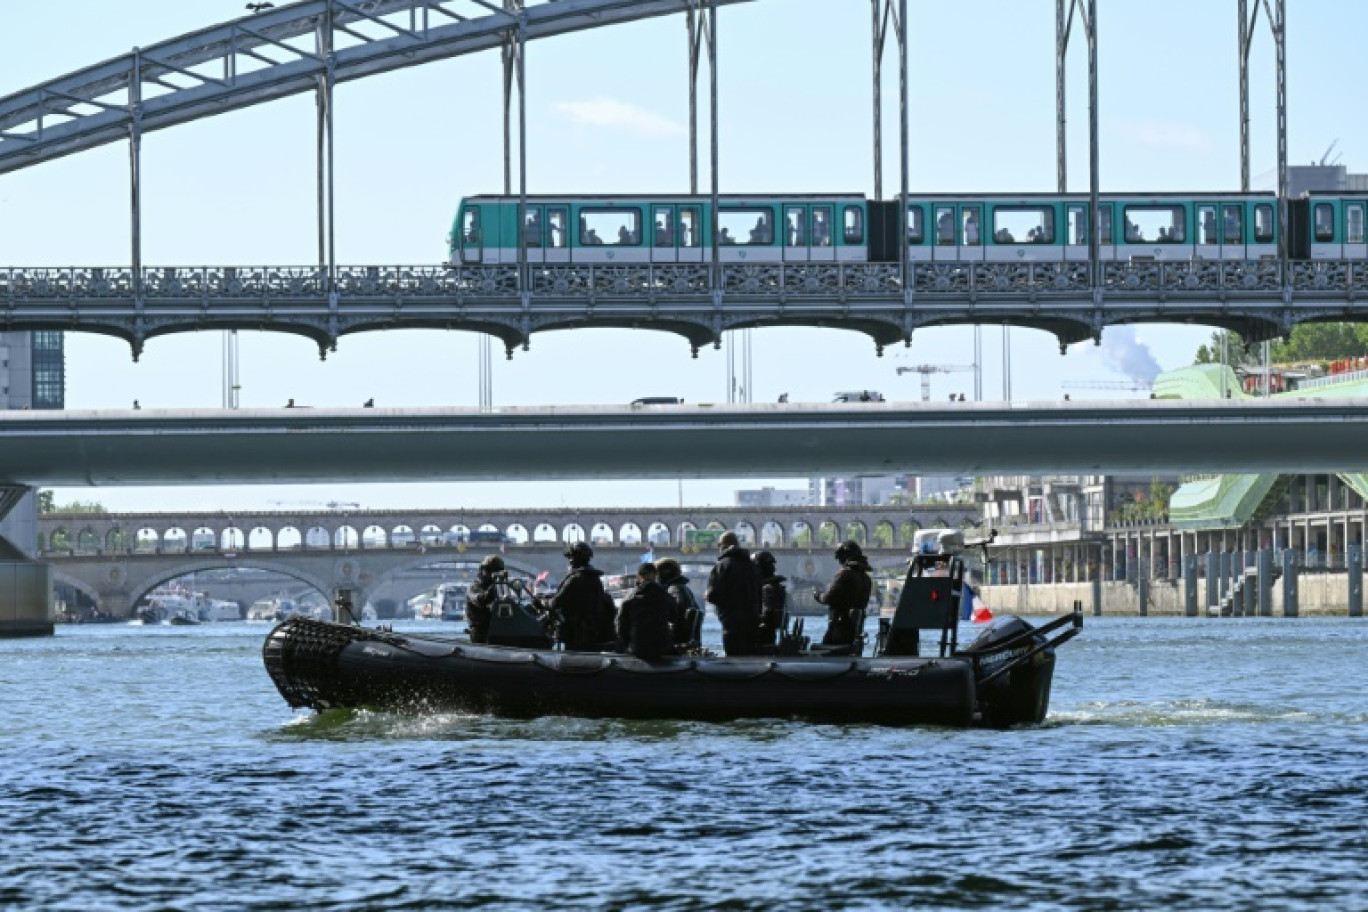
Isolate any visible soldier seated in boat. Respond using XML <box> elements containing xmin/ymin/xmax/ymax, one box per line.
<box><xmin>464</xmin><ymin>555</ymin><xmax>504</xmax><ymax>644</ymax></box>
<box><xmin>813</xmin><ymin>540</ymin><xmax>873</xmax><ymax>654</ymax></box>
<box><xmin>616</xmin><ymin>563</ymin><xmax>675</xmax><ymax>660</ymax></box>
<box><xmin>544</xmin><ymin>542</ymin><xmax>609</xmax><ymax>651</ymax></box>
<box><xmin>655</xmin><ymin>558</ymin><xmax>703</xmax><ymax>651</ymax></box>
<box><xmin>754</xmin><ymin>550</ymin><xmax>787</xmax><ymax>651</ymax></box>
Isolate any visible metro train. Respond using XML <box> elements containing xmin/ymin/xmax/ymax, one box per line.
<box><xmin>448</xmin><ymin>191</ymin><xmax>1368</xmax><ymax>267</ymax></box>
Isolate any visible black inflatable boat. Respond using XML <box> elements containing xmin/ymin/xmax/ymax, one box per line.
<box><xmin>263</xmin><ymin>538</ymin><xmax>1081</xmax><ymax>728</ymax></box>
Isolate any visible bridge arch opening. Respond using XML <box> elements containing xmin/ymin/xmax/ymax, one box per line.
<box><xmin>161</xmin><ymin>527</ymin><xmax>187</xmax><ymax>553</ymax></box>
<box><xmin>77</xmin><ymin>528</ymin><xmax>101</xmax><ymax>553</ymax></box>
<box><xmin>647</xmin><ymin>523</ymin><xmax>670</xmax><ymax>546</ymax></box>
<box><xmin>304</xmin><ymin>526</ymin><xmax>331</xmax><ymax>549</ymax></box>
<box><xmin>248</xmin><ymin>526</ymin><xmax>274</xmax><ymax>551</ymax></box>
<box><xmin>589</xmin><ymin>523</ymin><xmax>614</xmax><ymax>545</ymax></box>
<box><xmin>817</xmin><ymin>521</ymin><xmax>840</xmax><ymax>548</ymax></box>
<box><xmin>221</xmin><ymin>528</ymin><xmax>244</xmax><ymax>551</ymax></box>
<box><xmin>392</xmin><ymin>525</ymin><xmax>416</xmax><ymax>548</ymax></box>
<box><xmin>619</xmin><ymin>523</ymin><xmax>642</xmax><ymax>546</ymax></box>
<box><xmin>335</xmin><ymin>525</ymin><xmax>359</xmax><ymax>549</ymax></box>
<box><xmin>735</xmin><ymin>521</ymin><xmax>757</xmax><ymax>547</ymax></box>
<box><xmin>448</xmin><ymin>524</ymin><xmax>470</xmax><ymax>544</ymax></box>
<box><xmin>900</xmin><ymin>520</ymin><xmax>920</xmax><ymax>546</ymax></box>
<box><xmin>48</xmin><ymin>526</ymin><xmax>71</xmax><ymax>552</ymax></box>
<box><xmin>563</xmin><ymin>523</ymin><xmax>586</xmax><ymax>544</ymax></box>
<box><xmin>506</xmin><ymin>523</ymin><xmax>529</xmax><ymax>544</ymax></box>
<box><xmin>419</xmin><ymin>524</ymin><xmax>443</xmax><ymax>547</ymax></box>
<box><xmin>533</xmin><ymin>523</ymin><xmax>557</xmax><ymax>544</ymax></box>
<box><xmin>791</xmin><ymin>521</ymin><xmax>812</xmax><ymax>547</ymax></box>
<box><xmin>278</xmin><ymin>526</ymin><xmax>303</xmax><ymax>550</ymax></box>
<box><xmin>135</xmin><ymin>528</ymin><xmax>160</xmax><ymax>554</ymax></box>
<box><xmin>845</xmin><ymin>521</ymin><xmax>868</xmax><ymax>546</ymax></box>
<box><xmin>760</xmin><ymin>521</ymin><xmax>784</xmax><ymax>548</ymax></box>
<box><xmin>361</xmin><ymin>525</ymin><xmax>388</xmax><ymax>549</ymax></box>
<box><xmin>873</xmin><ymin>520</ymin><xmax>896</xmax><ymax>548</ymax></box>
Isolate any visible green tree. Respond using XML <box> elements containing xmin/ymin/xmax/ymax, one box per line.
<box><xmin>36</xmin><ymin>489</ymin><xmax>54</xmax><ymax>514</ymax></box>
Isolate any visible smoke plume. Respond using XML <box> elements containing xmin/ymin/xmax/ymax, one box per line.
<box><xmin>1099</xmin><ymin>326</ymin><xmax>1162</xmax><ymax>384</ymax></box>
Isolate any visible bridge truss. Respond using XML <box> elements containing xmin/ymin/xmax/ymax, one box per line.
<box><xmin>0</xmin><ymin>0</ymin><xmax>1312</xmax><ymax>359</ymax></box>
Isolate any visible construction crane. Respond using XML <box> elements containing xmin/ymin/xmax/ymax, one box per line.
<box><xmin>895</xmin><ymin>364</ymin><xmax>976</xmax><ymax>401</ymax></box>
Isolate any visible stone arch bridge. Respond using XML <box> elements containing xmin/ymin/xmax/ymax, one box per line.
<box><xmin>39</xmin><ymin>504</ymin><xmax>978</xmax><ymax>615</ymax></box>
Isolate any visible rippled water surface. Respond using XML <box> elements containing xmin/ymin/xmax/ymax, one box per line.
<box><xmin>3</xmin><ymin>617</ymin><xmax>1367</xmax><ymax>910</ymax></box>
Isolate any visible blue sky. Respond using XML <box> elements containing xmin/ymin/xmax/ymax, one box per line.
<box><xmin>2</xmin><ymin>0</ymin><xmax>1363</xmax><ymax>511</ymax></box>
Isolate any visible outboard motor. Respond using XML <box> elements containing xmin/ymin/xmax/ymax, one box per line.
<box><xmin>961</xmin><ymin>611</ymin><xmax>1082</xmax><ymax>727</ymax></box>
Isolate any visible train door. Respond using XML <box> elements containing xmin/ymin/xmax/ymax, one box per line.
<box><xmin>544</xmin><ymin>206</ymin><xmax>569</xmax><ymax>264</ymax></box>
<box><xmin>809</xmin><ymin>204</ymin><xmax>836</xmax><ymax>262</ymax></box>
<box><xmin>1195</xmin><ymin>203</ymin><xmax>1221</xmax><ymax>259</ymax></box>
<box><xmin>958</xmin><ymin>204</ymin><xmax>984</xmax><ymax>262</ymax></box>
<box><xmin>1345</xmin><ymin>202</ymin><xmax>1367</xmax><ymax>259</ymax></box>
<box><xmin>1250</xmin><ymin>201</ymin><xmax>1277</xmax><ymax>259</ymax></box>
<box><xmin>1065</xmin><ymin>204</ymin><xmax>1088</xmax><ymax>262</ymax></box>
<box><xmin>1310</xmin><ymin>200</ymin><xmax>1339</xmax><ymax>259</ymax></box>
<box><xmin>905</xmin><ymin>204</ymin><xmax>929</xmax><ymax>261</ymax></box>
<box><xmin>1220</xmin><ymin>203</ymin><xmax>1246</xmax><ymax>260</ymax></box>
<box><xmin>931</xmin><ymin>204</ymin><xmax>957</xmax><ymax>262</ymax></box>
<box><xmin>782</xmin><ymin>204</ymin><xmax>808</xmax><ymax>263</ymax></box>
<box><xmin>1096</xmin><ymin>204</ymin><xmax>1115</xmax><ymax>261</ymax></box>
<box><xmin>520</xmin><ymin>204</ymin><xmax>544</xmax><ymax>265</ymax></box>
<box><xmin>652</xmin><ymin>205</ymin><xmax>677</xmax><ymax>264</ymax></box>
<box><xmin>839</xmin><ymin>204</ymin><xmax>867</xmax><ymax>262</ymax></box>
<box><xmin>459</xmin><ymin>206</ymin><xmax>482</xmax><ymax>265</ymax></box>
<box><xmin>677</xmin><ymin>206</ymin><xmax>703</xmax><ymax>263</ymax></box>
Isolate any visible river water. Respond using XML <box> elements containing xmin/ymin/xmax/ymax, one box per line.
<box><xmin>2</xmin><ymin>616</ymin><xmax>1366</xmax><ymax>911</ymax></box>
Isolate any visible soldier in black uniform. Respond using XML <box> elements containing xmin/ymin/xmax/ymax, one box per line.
<box><xmin>706</xmin><ymin>531</ymin><xmax>762</xmax><ymax>656</ymax></box>
<box><xmin>814</xmin><ymin>540</ymin><xmax>873</xmax><ymax>650</ymax></box>
<box><xmin>655</xmin><ymin>557</ymin><xmax>701</xmax><ymax>650</ymax></box>
<box><xmin>463</xmin><ymin>554</ymin><xmax>504</xmax><ymax>644</ymax></box>
<box><xmin>615</xmin><ymin>563</ymin><xmax>675</xmax><ymax>659</ymax></box>
<box><xmin>753</xmin><ymin>550</ymin><xmax>787</xmax><ymax>650</ymax></box>
<box><xmin>546</xmin><ymin>541</ymin><xmax>608</xmax><ymax>651</ymax></box>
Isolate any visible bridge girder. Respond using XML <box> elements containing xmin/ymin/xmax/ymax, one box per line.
<box><xmin>0</xmin><ymin>0</ymin><xmax>752</xmax><ymax>175</ymax></box>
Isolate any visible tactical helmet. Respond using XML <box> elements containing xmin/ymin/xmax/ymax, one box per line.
<box><xmin>753</xmin><ymin>550</ymin><xmax>777</xmax><ymax>573</ymax></box>
<box><xmin>480</xmin><ymin>555</ymin><xmax>505</xmax><ymax>575</ymax></box>
<box><xmin>654</xmin><ymin>557</ymin><xmax>682</xmax><ymax>581</ymax></box>
<box><xmin>565</xmin><ymin>541</ymin><xmax>594</xmax><ymax>563</ymax></box>
<box><xmin>834</xmin><ymin>539</ymin><xmax>864</xmax><ymax>561</ymax></box>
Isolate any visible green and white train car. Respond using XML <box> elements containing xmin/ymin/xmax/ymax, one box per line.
<box><xmin>902</xmin><ymin>192</ymin><xmax>1280</xmax><ymax>263</ymax></box>
<box><xmin>450</xmin><ymin>194</ymin><xmax>870</xmax><ymax>266</ymax></box>
<box><xmin>1289</xmin><ymin>192</ymin><xmax>1368</xmax><ymax>259</ymax></box>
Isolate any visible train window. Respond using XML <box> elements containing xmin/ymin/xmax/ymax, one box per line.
<box><xmin>679</xmin><ymin>207</ymin><xmax>700</xmax><ymax>247</ymax></box>
<box><xmin>654</xmin><ymin>207</ymin><xmax>675</xmax><ymax>247</ymax></box>
<box><xmin>1222</xmin><ymin>205</ymin><xmax>1243</xmax><ymax>244</ymax></box>
<box><xmin>1067</xmin><ymin>205</ymin><xmax>1087</xmax><ymax>245</ymax></box>
<box><xmin>962</xmin><ymin>208</ymin><xmax>981</xmax><ymax>246</ymax></box>
<box><xmin>462</xmin><ymin>208</ymin><xmax>480</xmax><ymax>244</ymax></box>
<box><xmin>718</xmin><ymin>208</ymin><xmax>774</xmax><ymax>245</ymax></box>
<box><xmin>843</xmin><ymin>206</ymin><xmax>865</xmax><ymax>244</ymax></box>
<box><xmin>906</xmin><ymin>207</ymin><xmax>924</xmax><ymax>244</ymax></box>
<box><xmin>812</xmin><ymin>206</ymin><xmax>833</xmax><ymax>246</ymax></box>
<box><xmin>992</xmin><ymin>207</ymin><xmax>1054</xmax><ymax>244</ymax></box>
<box><xmin>1253</xmin><ymin>204</ymin><xmax>1274</xmax><ymax>243</ymax></box>
<box><xmin>1314</xmin><ymin>204</ymin><xmax>1335</xmax><ymax>242</ymax></box>
<box><xmin>547</xmin><ymin>208</ymin><xmax>567</xmax><ymax>248</ymax></box>
<box><xmin>1122</xmin><ymin>206</ymin><xmax>1184</xmax><ymax>243</ymax></box>
<box><xmin>785</xmin><ymin>206</ymin><xmax>807</xmax><ymax>246</ymax></box>
<box><xmin>521</xmin><ymin>206</ymin><xmax>542</xmax><ymax>248</ymax></box>
<box><xmin>580</xmin><ymin>208</ymin><xmax>641</xmax><ymax>246</ymax></box>
<box><xmin>934</xmin><ymin>206</ymin><xmax>955</xmax><ymax>245</ymax></box>
<box><xmin>1348</xmin><ymin>205</ymin><xmax>1365</xmax><ymax>244</ymax></box>
<box><xmin>1198</xmin><ymin>206</ymin><xmax>1218</xmax><ymax>245</ymax></box>
<box><xmin>1097</xmin><ymin>207</ymin><xmax>1113</xmax><ymax>245</ymax></box>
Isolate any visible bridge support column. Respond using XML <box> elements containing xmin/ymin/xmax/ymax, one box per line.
<box><xmin>1205</xmin><ymin>551</ymin><xmax>1217</xmax><ymax>615</ymax></box>
<box><xmin>1348</xmin><ymin>544</ymin><xmax>1362</xmax><ymax>618</ymax></box>
<box><xmin>1090</xmin><ymin>574</ymin><xmax>1101</xmax><ymax>617</ymax></box>
<box><xmin>1183</xmin><ymin>553</ymin><xmax>1197</xmax><ymax>617</ymax></box>
<box><xmin>1282</xmin><ymin>548</ymin><xmax>1298</xmax><ymax>617</ymax></box>
<box><xmin>1257</xmin><ymin>548</ymin><xmax>1273</xmax><ymax>617</ymax></box>
<box><xmin>0</xmin><ymin>486</ymin><xmax>51</xmax><ymax>637</ymax></box>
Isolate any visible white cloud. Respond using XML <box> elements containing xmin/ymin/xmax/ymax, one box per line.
<box><xmin>1115</xmin><ymin>121</ymin><xmax>1215</xmax><ymax>154</ymax></box>
<box><xmin>553</xmin><ymin>97</ymin><xmax>686</xmax><ymax>138</ymax></box>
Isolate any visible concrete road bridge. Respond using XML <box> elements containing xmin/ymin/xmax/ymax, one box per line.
<box><xmin>39</xmin><ymin>503</ymin><xmax>977</xmax><ymax>615</ymax></box>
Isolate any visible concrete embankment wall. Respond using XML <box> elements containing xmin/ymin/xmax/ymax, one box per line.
<box><xmin>981</xmin><ymin>576</ymin><xmax>1353</xmax><ymax>617</ymax></box>
<box><xmin>0</xmin><ymin>562</ymin><xmax>54</xmax><ymax>637</ymax></box>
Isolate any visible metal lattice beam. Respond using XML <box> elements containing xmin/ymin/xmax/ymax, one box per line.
<box><xmin>0</xmin><ymin>0</ymin><xmax>752</xmax><ymax>175</ymax></box>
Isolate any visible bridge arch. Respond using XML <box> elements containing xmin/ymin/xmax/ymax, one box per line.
<box><xmin>759</xmin><ymin>521</ymin><xmax>784</xmax><ymax>548</ymax></box>
<box><xmin>361</xmin><ymin>525</ymin><xmax>388</xmax><ymax>548</ymax></box>
<box><xmin>619</xmin><ymin>523</ymin><xmax>643</xmax><ymax>546</ymax></box>
<box><xmin>123</xmin><ymin>558</ymin><xmax>338</xmax><ymax>618</ymax></box>
<box><xmin>277</xmin><ymin>526</ymin><xmax>303</xmax><ymax>550</ymax></box>
<box><xmin>248</xmin><ymin>526</ymin><xmax>274</xmax><ymax>551</ymax></box>
<box><xmin>506</xmin><ymin>523</ymin><xmax>529</xmax><ymax>544</ymax></box>
<box><xmin>589</xmin><ymin>523</ymin><xmax>614</xmax><ymax>545</ymax></box>
<box><xmin>647</xmin><ymin>522</ymin><xmax>671</xmax><ymax>546</ymax></box>
<box><xmin>532</xmin><ymin>523</ymin><xmax>557</xmax><ymax>544</ymax></box>
<box><xmin>163</xmin><ymin>527</ymin><xmax>188</xmax><ymax>553</ymax></box>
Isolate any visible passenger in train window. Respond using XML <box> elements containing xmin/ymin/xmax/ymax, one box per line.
<box><xmin>1201</xmin><ymin>209</ymin><xmax>1217</xmax><ymax>245</ymax></box>
<box><xmin>963</xmin><ymin>211</ymin><xmax>980</xmax><ymax>246</ymax></box>
<box><xmin>995</xmin><ymin>228</ymin><xmax>1014</xmax><ymax>243</ymax></box>
<box><xmin>618</xmin><ymin>224</ymin><xmax>634</xmax><ymax>245</ymax></box>
<box><xmin>787</xmin><ymin>211</ymin><xmax>806</xmax><ymax>246</ymax></box>
<box><xmin>719</xmin><ymin>226</ymin><xmax>736</xmax><ymax>245</ymax></box>
<box><xmin>1125</xmin><ymin>217</ymin><xmax>1142</xmax><ymax>243</ymax></box>
<box><xmin>1223</xmin><ymin>209</ymin><xmax>1241</xmax><ymax>243</ymax></box>
<box><xmin>655</xmin><ymin>214</ymin><xmax>674</xmax><ymax>247</ymax></box>
<box><xmin>523</xmin><ymin>211</ymin><xmax>541</xmax><ymax>248</ymax></box>
<box><xmin>749</xmin><ymin>215</ymin><xmax>772</xmax><ymax>244</ymax></box>
<box><xmin>585</xmin><ymin>228</ymin><xmax>604</xmax><ymax>245</ymax></box>
<box><xmin>813</xmin><ymin>210</ymin><xmax>832</xmax><ymax>246</ymax></box>
<box><xmin>548</xmin><ymin>211</ymin><xmax>566</xmax><ymax>248</ymax></box>
<box><xmin>936</xmin><ymin>210</ymin><xmax>954</xmax><ymax>245</ymax></box>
